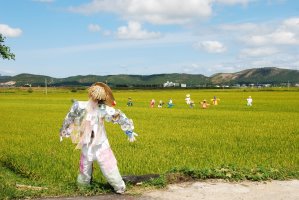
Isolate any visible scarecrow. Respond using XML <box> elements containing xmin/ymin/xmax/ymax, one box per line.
<box><xmin>247</xmin><ymin>96</ymin><xmax>253</xmax><ymax>106</ymax></box>
<box><xmin>59</xmin><ymin>82</ymin><xmax>138</xmax><ymax>194</ymax></box>
<box><xmin>200</xmin><ymin>99</ymin><xmax>210</xmax><ymax>109</ymax></box>
<box><xmin>167</xmin><ymin>98</ymin><xmax>174</xmax><ymax>108</ymax></box>
<box><xmin>185</xmin><ymin>94</ymin><xmax>194</xmax><ymax>108</ymax></box>
<box><xmin>127</xmin><ymin>97</ymin><xmax>133</xmax><ymax>106</ymax></box>
<box><xmin>211</xmin><ymin>96</ymin><xmax>220</xmax><ymax>105</ymax></box>
<box><xmin>158</xmin><ymin>100</ymin><xmax>164</xmax><ymax>108</ymax></box>
<box><xmin>185</xmin><ymin>94</ymin><xmax>191</xmax><ymax>105</ymax></box>
<box><xmin>150</xmin><ymin>99</ymin><xmax>155</xmax><ymax>108</ymax></box>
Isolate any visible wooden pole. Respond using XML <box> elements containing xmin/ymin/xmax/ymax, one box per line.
<box><xmin>45</xmin><ymin>78</ymin><xmax>47</xmax><ymax>95</ymax></box>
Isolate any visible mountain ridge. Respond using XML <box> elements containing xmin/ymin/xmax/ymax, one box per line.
<box><xmin>1</xmin><ymin>67</ymin><xmax>298</xmax><ymax>87</ymax></box>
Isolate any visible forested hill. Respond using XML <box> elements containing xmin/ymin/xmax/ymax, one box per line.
<box><xmin>0</xmin><ymin>67</ymin><xmax>298</xmax><ymax>87</ymax></box>
<box><xmin>0</xmin><ymin>73</ymin><xmax>210</xmax><ymax>87</ymax></box>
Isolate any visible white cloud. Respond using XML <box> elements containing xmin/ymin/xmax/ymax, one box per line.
<box><xmin>282</xmin><ymin>17</ymin><xmax>299</xmax><ymax>32</ymax></box>
<box><xmin>88</xmin><ymin>24</ymin><xmax>101</xmax><ymax>32</ymax></box>
<box><xmin>0</xmin><ymin>24</ymin><xmax>22</xmax><ymax>37</ymax></box>
<box><xmin>246</xmin><ymin>30</ymin><xmax>298</xmax><ymax>45</ymax></box>
<box><xmin>217</xmin><ymin>17</ymin><xmax>299</xmax><ymax>49</ymax></box>
<box><xmin>240</xmin><ymin>47</ymin><xmax>278</xmax><ymax>57</ymax></box>
<box><xmin>283</xmin><ymin>17</ymin><xmax>299</xmax><ymax>27</ymax></box>
<box><xmin>69</xmin><ymin>0</ymin><xmax>251</xmax><ymax>25</ymax></box>
<box><xmin>236</xmin><ymin>17</ymin><xmax>299</xmax><ymax>46</ymax></box>
<box><xmin>194</xmin><ymin>40</ymin><xmax>226</xmax><ymax>53</ymax></box>
<box><xmin>271</xmin><ymin>30</ymin><xmax>298</xmax><ymax>44</ymax></box>
<box><xmin>116</xmin><ymin>21</ymin><xmax>161</xmax><ymax>40</ymax></box>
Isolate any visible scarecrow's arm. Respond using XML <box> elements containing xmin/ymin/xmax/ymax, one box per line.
<box><xmin>104</xmin><ymin>107</ymin><xmax>138</xmax><ymax>142</ymax></box>
<box><xmin>59</xmin><ymin>100</ymin><xmax>84</xmax><ymax>141</ymax></box>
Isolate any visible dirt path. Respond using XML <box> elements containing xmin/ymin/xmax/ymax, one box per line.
<box><xmin>41</xmin><ymin>180</ymin><xmax>299</xmax><ymax>200</ymax></box>
<box><xmin>138</xmin><ymin>179</ymin><xmax>299</xmax><ymax>200</ymax></box>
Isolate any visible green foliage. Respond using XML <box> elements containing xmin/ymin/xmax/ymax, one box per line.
<box><xmin>0</xmin><ymin>34</ymin><xmax>15</xmax><ymax>60</ymax></box>
<box><xmin>0</xmin><ymin>88</ymin><xmax>298</xmax><ymax>199</ymax></box>
<box><xmin>70</xmin><ymin>88</ymin><xmax>77</xmax><ymax>93</ymax></box>
<box><xmin>144</xmin><ymin>176</ymin><xmax>166</xmax><ymax>188</ymax></box>
<box><xmin>165</xmin><ymin>165</ymin><xmax>298</xmax><ymax>183</ymax></box>
<box><xmin>27</xmin><ymin>88</ymin><xmax>33</xmax><ymax>93</ymax></box>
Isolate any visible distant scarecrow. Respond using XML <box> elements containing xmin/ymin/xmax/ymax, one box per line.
<box><xmin>247</xmin><ymin>96</ymin><xmax>253</xmax><ymax>106</ymax></box>
<box><xmin>150</xmin><ymin>99</ymin><xmax>155</xmax><ymax>108</ymax></box>
<box><xmin>200</xmin><ymin>99</ymin><xmax>210</xmax><ymax>109</ymax></box>
<box><xmin>185</xmin><ymin>94</ymin><xmax>194</xmax><ymax>108</ymax></box>
<box><xmin>127</xmin><ymin>97</ymin><xmax>133</xmax><ymax>106</ymax></box>
<box><xmin>211</xmin><ymin>96</ymin><xmax>220</xmax><ymax>105</ymax></box>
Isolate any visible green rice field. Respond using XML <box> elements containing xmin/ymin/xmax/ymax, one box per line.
<box><xmin>0</xmin><ymin>87</ymin><xmax>298</xmax><ymax>199</ymax></box>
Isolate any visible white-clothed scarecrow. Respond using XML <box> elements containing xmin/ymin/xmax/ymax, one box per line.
<box><xmin>247</xmin><ymin>96</ymin><xmax>253</xmax><ymax>106</ymax></box>
<box><xmin>59</xmin><ymin>82</ymin><xmax>138</xmax><ymax>194</ymax></box>
<box><xmin>185</xmin><ymin>94</ymin><xmax>194</xmax><ymax>108</ymax></box>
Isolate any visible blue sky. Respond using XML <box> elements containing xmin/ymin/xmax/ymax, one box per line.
<box><xmin>0</xmin><ymin>0</ymin><xmax>299</xmax><ymax>78</ymax></box>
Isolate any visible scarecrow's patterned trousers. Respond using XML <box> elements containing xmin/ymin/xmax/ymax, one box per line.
<box><xmin>77</xmin><ymin>140</ymin><xmax>125</xmax><ymax>193</ymax></box>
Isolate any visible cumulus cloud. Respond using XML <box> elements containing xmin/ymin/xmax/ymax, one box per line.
<box><xmin>116</xmin><ymin>21</ymin><xmax>161</xmax><ymax>40</ymax></box>
<box><xmin>0</xmin><ymin>24</ymin><xmax>22</xmax><ymax>37</ymax></box>
<box><xmin>217</xmin><ymin>17</ymin><xmax>299</xmax><ymax>48</ymax></box>
<box><xmin>234</xmin><ymin>17</ymin><xmax>299</xmax><ymax>46</ymax></box>
<box><xmin>88</xmin><ymin>24</ymin><xmax>101</xmax><ymax>32</ymax></box>
<box><xmin>216</xmin><ymin>18</ymin><xmax>299</xmax><ymax>69</ymax></box>
<box><xmin>282</xmin><ymin>17</ymin><xmax>299</xmax><ymax>32</ymax></box>
<box><xmin>69</xmin><ymin>0</ymin><xmax>251</xmax><ymax>25</ymax></box>
<box><xmin>240</xmin><ymin>47</ymin><xmax>278</xmax><ymax>57</ymax></box>
<box><xmin>246</xmin><ymin>30</ymin><xmax>298</xmax><ymax>45</ymax></box>
<box><xmin>194</xmin><ymin>40</ymin><xmax>226</xmax><ymax>53</ymax></box>
<box><xmin>283</xmin><ymin>17</ymin><xmax>299</xmax><ymax>27</ymax></box>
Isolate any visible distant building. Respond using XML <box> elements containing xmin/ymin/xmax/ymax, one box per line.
<box><xmin>0</xmin><ymin>81</ymin><xmax>16</xmax><ymax>86</ymax></box>
<box><xmin>263</xmin><ymin>84</ymin><xmax>271</xmax><ymax>87</ymax></box>
<box><xmin>181</xmin><ymin>83</ymin><xmax>187</xmax><ymax>88</ymax></box>
<box><xmin>23</xmin><ymin>83</ymin><xmax>32</xmax><ymax>87</ymax></box>
<box><xmin>163</xmin><ymin>81</ymin><xmax>179</xmax><ymax>87</ymax></box>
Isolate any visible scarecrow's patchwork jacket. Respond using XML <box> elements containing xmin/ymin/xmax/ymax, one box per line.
<box><xmin>60</xmin><ymin>100</ymin><xmax>135</xmax><ymax>149</ymax></box>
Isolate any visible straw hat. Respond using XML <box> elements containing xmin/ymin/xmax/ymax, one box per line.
<box><xmin>186</xmin><ymin>94</ymin><xmax>190</xmax><ymax>97</ymax></box>
<box><xmin>88</xmin><ymin>82</ymin><xmax>116</xmax><ymax>106</ymax></box>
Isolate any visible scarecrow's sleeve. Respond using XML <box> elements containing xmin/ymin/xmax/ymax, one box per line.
<box><xmin>59</xmin><ymin>100</ymin><xmax>82</xmax><ymax>141</ymax></box>
<box><xmin>104</xmin><ymin>107</ymin><xmax>138</xmax><ymax>142</ymax></box>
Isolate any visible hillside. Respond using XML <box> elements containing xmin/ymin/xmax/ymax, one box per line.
<box><xmin>210</xmin><ymin>67</ymin><xmax>299</xmax><ymax>85</ymax></box>
<box><xmin>0</xmin><ymin>67</ymin><xmax>298</xmax><ymax>87</ymax></box>
<box><xmin>0</xmin><ymin>73</ymin><xmax>210</xmax><ymax>87</ymax></box>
